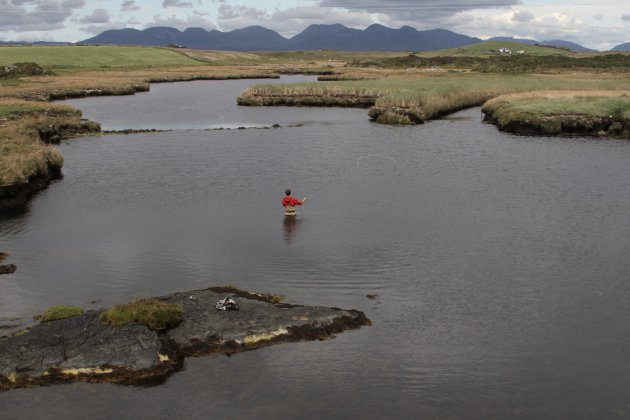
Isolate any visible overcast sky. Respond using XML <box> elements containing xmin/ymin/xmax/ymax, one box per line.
<box><xmin>1</xmin><ymin>0</ymin><xmax>628</xmax><ymax>50</ymax></box>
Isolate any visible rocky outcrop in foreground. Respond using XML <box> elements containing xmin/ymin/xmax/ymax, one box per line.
<box><xmin>0</xmin><ymin>286</ymin><xmax>370</xmax><ymax>391</ymax></box>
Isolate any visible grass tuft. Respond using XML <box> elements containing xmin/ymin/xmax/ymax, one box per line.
<box><xmin>40</xmin><ymin>305</ymin><xmax>84</xmax><ymax>322</ymax></box>
<box><xmin>100</xmin><ymin>298</ymin><xmax>184</xmax><ymax>331</ymax></box>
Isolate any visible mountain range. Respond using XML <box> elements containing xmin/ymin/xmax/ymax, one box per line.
<box><xmin>3</xmin><ymin>24</ymin><xmax>629</xmax><ymax>52</ymax></box>
<box><xmin>80</xmin><ymin>24</ymin><xmax>483</xmax><ymax>52</ymax></box>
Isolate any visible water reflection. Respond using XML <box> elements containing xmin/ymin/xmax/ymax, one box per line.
<box><xmin>0</xmin><ymin>201</ymin><xmax>31</xmax><ymax>235</ymax></box>
<box><xmin>282</xmin><ymin>216</ymin><xmax>302</xmax><ymax>242</ymax></box>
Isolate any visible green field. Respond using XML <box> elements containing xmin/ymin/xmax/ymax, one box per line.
<box><xmin>0</xmin><ymin>46</ymin><xmax>204</xmax><ymax>73</ymax></box>
<box><xmin>0</xmin><ymin>102</ymin><xmax>69</xmax><ymax>118</ymax></box>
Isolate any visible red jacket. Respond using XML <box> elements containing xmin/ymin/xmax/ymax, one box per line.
<box><xmin>282</xmin><ymin>196</ymin><xmax>303</xmax><ymax>207</ymax></box>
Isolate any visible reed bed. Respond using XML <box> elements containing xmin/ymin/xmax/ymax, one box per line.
<box><xmin>239</xmin><ymin>74</ymin><xmax>630</xmax><ymax>124</ymax></box>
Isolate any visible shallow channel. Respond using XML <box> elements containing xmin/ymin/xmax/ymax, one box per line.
<box><xmin>1</xmin><ymin>76</ymin><xmax>630</xmax><ymax>419</ymax></box>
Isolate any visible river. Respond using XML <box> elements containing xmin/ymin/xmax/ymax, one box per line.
<box><xmin>1</xmin><ymin>76</ymin><xmax>630</xmax><ymax>419</ymax></box>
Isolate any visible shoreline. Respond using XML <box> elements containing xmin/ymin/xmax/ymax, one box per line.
<box><xmin>0</xmin><ymin>162</ymin><xmax>62</xmax><ymax>211</ymax></box>
<box><xmin>0</xmin><ymin>286</ymin><xmax>370</xmax><ymax>391</ymax></box>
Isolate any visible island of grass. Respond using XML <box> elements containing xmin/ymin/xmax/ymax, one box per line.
<box><xmin>482</xmin><ymin>91</ymin><xmax>630</xmax><ymax>137</ymax></box>
<box><xmin>0</xmin><ymin>286</ymin><xmax>370</xmax><ymax>391</ymax></box>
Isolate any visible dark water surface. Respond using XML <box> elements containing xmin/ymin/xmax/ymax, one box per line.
<box><xmin>1</xmin><ymin>77</ymin><xmax>630</xmax><ymax>419</ymax></box>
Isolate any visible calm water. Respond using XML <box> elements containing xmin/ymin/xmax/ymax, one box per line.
<box><xmin>1</xmin><ymin>77</ymin><xmax>630</xmax><ymax>419</ymax></box>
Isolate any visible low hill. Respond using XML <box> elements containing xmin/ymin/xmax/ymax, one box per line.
<box><xmin>487</xmin><ymin>37</ymin><xmax>596</xmax><ymax>52</ymax></box>
<box><xmin>460</xmin><ymin>41</ymin><xmax>573</xmax><ymax>56</ymax></box>
<box><xmin>612</xmin><ymin>42</ymin><xmax>630</xmax><ymax>51</ymax></box>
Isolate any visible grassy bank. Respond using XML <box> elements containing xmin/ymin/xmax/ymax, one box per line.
<box><xmin>0</xmin><ymin>101</ymin><xmax>100</xmax><ymax>187</ymax></box>
<box><xmin>482</xmin><ymin>91</ymin><xmax>630</xmax><ymax>136</ymax></box>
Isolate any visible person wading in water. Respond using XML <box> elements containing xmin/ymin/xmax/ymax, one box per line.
<box><xmin>282</xmin><ymin>189</ymin><xmax>307</xmax><ymax>216</ymax></box>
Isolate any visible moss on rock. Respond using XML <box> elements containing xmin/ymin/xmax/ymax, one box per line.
<box><xmin>100</xmin><ymin>298</ymin><xmax>184</xmax><ymax>332</ymax></box>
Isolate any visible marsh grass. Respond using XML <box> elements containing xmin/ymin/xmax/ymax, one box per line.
<box><xmin>40</xmin><ymin>305</ymin><xmax>84</xmax><ymax>322</ymax></box>
<box><xmin>482</xmin><ymin>90</ymin><xmax>630</xmax><ymax>132</ymax></box>
<box><xmin>484</xmin><ymin>91</ymin><xmax>630</xmax><ymax>118</ymax></box>
<box><xmin>0</xmin><ymin>125</ymin><xmax>64</xmax><ymax>186</ymax></box>
<box><xmin>100</xmin><ymin>298</ymin><xmax>184</xmax><ymax>331</ymax></box>
<box><xmin>0</xmin><ymin>66</ymin><xmax>279</xmax><ymax>101</ymax></box>
<box><xmin>0</xmin><ymin>101</ymin><xmax>91</xmax><ymax>185</ymax></box>
<box><xmin>0</xmin><ymin>99</ymin><xmax>78</xmax><ymax>118</ymax></box>
<box><xmin>240</xmin><ymin>74</ymin><xmax>630</xmax><ymax>123</ymax></box>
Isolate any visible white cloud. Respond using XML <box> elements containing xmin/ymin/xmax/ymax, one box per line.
<box><xmin>0</xmin><ymin>0</ymin><xmax>84</xmax><ymax>31</ymax></box>
<box><xmin>147</xmin><ymin>11</ymin><xmax>215</xmax><ymax>30</ymax></box>
<box><xmin>80</xmin><ymin>8</ymin><xmax>110</xmax><ymax>24</ymax></box>
<box><xmin>162</xmin><ymin>0</ymin><xmax>193</xmax><ymax>8</ymax></box>
<box><xmin>448</xmin><ymin>7</ymin><xmax>628</xmax><ymax>50</ymax></box>
<box><xmin>121</xmin><ymin>0</ymin><xmax>140</xmax><ymax>12</ymax></box>
<box><xmin>319</xmin><ymin>0</ymin><xmax>520</xmax><ymax>20</ymax></box>
<box><xmin>512</xmin><ymin>11</ymin><xmax>533</xmax><ymax>23</ymax></box>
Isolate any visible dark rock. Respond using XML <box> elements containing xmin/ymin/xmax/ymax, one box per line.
<box><xmin>0</xmin><ymin>265</ymin><xmax>17</xmax><ymax>275</ymax></box>
<box><xmin>0</xmin><ymin>286</ymin><xmax>370</xmax><ymax>391</ymax></box>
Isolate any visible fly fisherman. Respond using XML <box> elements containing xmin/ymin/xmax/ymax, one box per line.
<box><xmin>282</xmin><ymin>189</ymin><xmax>307</xmax><ymax>216</ymax></box>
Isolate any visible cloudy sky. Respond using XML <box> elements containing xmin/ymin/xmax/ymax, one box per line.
<box><xmin>1</xmin><ymin>0</ymin><xmax>629</xmax><ymax>50</ymax></box>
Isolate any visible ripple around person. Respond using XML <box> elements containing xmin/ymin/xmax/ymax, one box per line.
<box><xmin>0</xmin><ymin>286</ymin><xmax>371</xmax><ymax>391</ymax></box>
